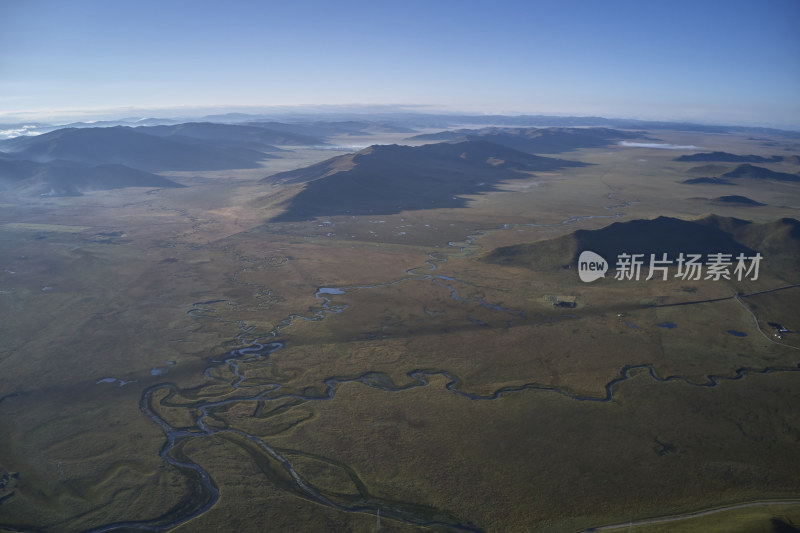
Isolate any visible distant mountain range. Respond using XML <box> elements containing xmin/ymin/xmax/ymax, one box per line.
<box><xmin>0</xmin><ymin>126</ymin><xmax>273</xmax><ymax>172</ymax></box>
<box><xmin>0</xmin><ymin>120</ymin><xmax>424</xmax><ymax>196</ymax></box>
<box><xmin>4</xmin><ymin>111</ymin><xmax>799</xmax><ymax>142</ymax></box>
<box><xmin>2</xmin><ymin>117</ymin><xmax>797</xmax><ymax>198</ymax></box>
<box><xmin>409</xmin><ymin>127</ymin><xmax>641</xmax><ymax>154</ymax></box>
<box><xmin>127</xmin><ymin>111</ymin><xmax>800</xmax><ymax>137</ymax></box>
<box><xmin>266</xmin><ymin>139</ymin><xmax>586</xmax><ymax>221</ymax></box>
<box><xmin>484</xmin><ymin>215</ymin><xmax>800</xmax><ymax>274</ymax></box>
<box><xmin>0</xmin><ymin>124</ymin><xmax>290</xmax><ymax>195</ymax></box>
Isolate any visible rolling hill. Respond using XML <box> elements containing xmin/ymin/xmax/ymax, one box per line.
<box><xmin>720</xmin><ymin>164</ymin><xmax>800</xmax><ymax>182</ymax></box>
<box><xmin>266</xmin><ymin>139</ymin><xmax>586</xmax><ymax>221</ymax></box>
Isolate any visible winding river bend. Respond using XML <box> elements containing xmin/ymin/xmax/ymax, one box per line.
<box><xmin>85</xmin><ymin>269</ymin><xmax>800</xmax><ymax>532</ymax></box>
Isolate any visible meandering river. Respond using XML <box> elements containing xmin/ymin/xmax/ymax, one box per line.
<box><xmin>86</xmin><ymin>199</ymin><xmax>800</xmax><ymax>531</ymax></box>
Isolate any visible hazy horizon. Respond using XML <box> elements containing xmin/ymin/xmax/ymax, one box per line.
<box><xmin>3</xmin><ymin>104</ymin><xmax>800</xmax><ymax>134</ymax></box>
<box><xmin>1</xmin><ymin>0</ymin><xmax>799</xmax><ymax>129</ymax></box>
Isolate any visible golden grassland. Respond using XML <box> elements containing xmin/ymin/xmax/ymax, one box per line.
<box><xmin>1</xmin><ymin>131</ymin><xmax>799</xmax><ymax>531</ymax></box>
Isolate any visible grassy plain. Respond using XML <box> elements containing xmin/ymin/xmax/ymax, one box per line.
<box><xmin>0</xmin><ymin>130</ymin><xmax>799</xmax><ymax>532</ymax></box>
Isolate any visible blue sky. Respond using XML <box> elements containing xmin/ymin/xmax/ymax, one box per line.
<box><xmin>1</xmin><ymin>0</ymin><xmax>798</xmax><ymax>127</ymax></box>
